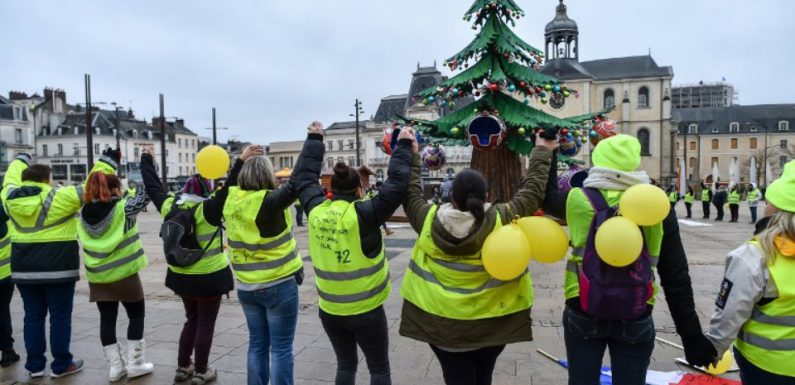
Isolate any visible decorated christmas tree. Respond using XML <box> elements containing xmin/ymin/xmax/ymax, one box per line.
<box><xmin>403</xmin><ymin>0</ymin><xmax>603</xmax><ymax>201</ymax></box>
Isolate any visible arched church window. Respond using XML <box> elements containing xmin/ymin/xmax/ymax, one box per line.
<box><xmin>638</xmin><ymin>87</ymin><xmax>650</xmax><ymax>108</ymax></box>
<box><xmin>637</xmin><ymin>128</ymin><xmax>651</xmax><ymax>156</ymax></box>
<box><xmin>603</xmin><ymin>89</ymin><xmax>615</xmax><ymax>109</ymax></box>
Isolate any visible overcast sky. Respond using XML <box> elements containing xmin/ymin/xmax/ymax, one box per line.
<box><xmin>2</xmin><ymin>0</ymin><xmax>793</xmax><ymax>144</ymax></box>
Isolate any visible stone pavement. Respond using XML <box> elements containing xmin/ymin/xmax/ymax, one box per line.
<box><xmin>0</xmin><ymin>202</ymin><xmax>760</xmax><ymax>385</ymax></box>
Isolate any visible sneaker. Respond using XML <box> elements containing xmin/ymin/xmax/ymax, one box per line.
<box><xmin>50</xmin><ymin>359</ymin><xmax>84</xmax><ymax>378</ymax></box>
<box><xmin>0</xmin><ymin>349</ymin><xmax>20</xmax><ymax>367</ymax></box>
<box><xmin>385</xmin><ymin>228</ymin><xmax>394</xmax><ymax>236</ymax></box>
<box><xmin>29</xmin><ymin>370</ymin><xmax>46</xmax><ymax>378</ymax></box>
<box><xmin>192</xmin><ymin>368</ymin><xmax>217</xmax><ymax>385</ymax></box>
<box><xmin>175</xmin><ymin>365</ymin><xmax>195</xmax><ymax>382</ymax></box>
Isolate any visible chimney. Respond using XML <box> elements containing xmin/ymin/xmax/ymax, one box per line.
<box><xmin>9</xmin><ymin>91</ymin><xmax>28</xmax><ymax>100</ymax></box>
<box><xmin>175</xmin><ymin>119</ymin><xmax>185</xmax><ymax>129</ymax></box>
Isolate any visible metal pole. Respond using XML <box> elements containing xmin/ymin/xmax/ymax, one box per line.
<box><xmin>85</xmin><ymin>74</ymin><xmax>94</xmax><ymax>168</ymax></box>
<box><xmin>212</xmin><ymin>107</ymin><xmax>217</xmax><ymax>145</ymax></box>
<box><xmin>682</xmin><ymin>125</ymin><xmax>687</xmax><ymax>186</ymax></box>
<box><xmin>355</xmin><ymin>99</ymin><xmax>361</xmax><ymax>167</ymax></box>
<box><xmin>159</xmin><ymin>94</ymin><xmax>167</xmax><ymax>187</ymax></box>
<box><xmin>763</xmin><ymin>125</ymin><xmax>769</xmax><ymax>186</ymax></box>
<box><xmin>115</xmin><ymin>108</ymin><xmax>121</xmax><ymax>149</ymax></box>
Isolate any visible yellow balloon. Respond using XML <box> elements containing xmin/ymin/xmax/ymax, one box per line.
<box><xmin>594</xmin><ymin>217</ymin><xmax>643</xmax><ymax>267</ymax></box>
<box><xmin>706</xmin><ymin>349</ymin><xmax>733</xmax><ymax>375</ymax></box>
<box><xmin>196</xmin><ymin>145</ymin><xmax>230</xmax><ymax>179</ymax></box>
<box><xmin>619</xmin><ymin>184</ymin><xmax>671</xmax><ymax>226</ymax></box>
<box><xmin>482</xmin><ymin>224</ymin><xmax>532</xmax><ymax>281</ymax></box>
<box><xmin>516</xmin><ymin>217</ymin><xmax>569</xmax><ymax>263</ymax></box>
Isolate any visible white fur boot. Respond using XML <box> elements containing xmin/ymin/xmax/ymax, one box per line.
<box><xmin>125</xmin><ymin>339</ymin><xmax>154</xmax><ymax>378</ymax></box>
<box><xmin>103</xmin><ymin>344</ymin><xmax>127</xmax><ymax>382</ymax></box>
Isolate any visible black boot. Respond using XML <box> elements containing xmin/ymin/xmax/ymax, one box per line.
<box><xmin>1</xmin><ymin>348</ymin><xmax>19</xmax><ymax>367</ymax></box>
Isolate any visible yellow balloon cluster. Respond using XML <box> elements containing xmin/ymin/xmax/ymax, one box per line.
<box><xmin>593</xmin><ymin>184</ymin><xmax>669</xmax><ymax>267</ymax></box>
<box><xmin>705</xmin><ymin>350</ymin><xmax>734</xmax><ymax>375</ymax></box>
<box><xmin>196</xmin><ymin>145</ymin><xmax>230</xmax><ymax>179</ymax></box>
<box><xmin>482</xmin><ymin>224</ymin><xmax>531</xmax><ymax>281</ymax></box>
<box><xmin>516</xmin><ymin>217</ymin><xmax>569</xmax><ymax>264</ymax></box>
<box><xmin>482</xmin><ymin>216</ymin><xmax>570</xmax><ymax>281</ymax></box>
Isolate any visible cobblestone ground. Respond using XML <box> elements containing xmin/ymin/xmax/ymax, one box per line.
<box><xmin>0</xmin><ymin>202</ymin><xmax>757</xmax><ymax>384</ymax></box>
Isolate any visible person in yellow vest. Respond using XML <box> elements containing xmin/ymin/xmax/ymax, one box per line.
<box><xmin>542</xmin><ymin>135</ymin><xmax>716</xmax><ymax>385</ymax></box>
<box><xmin>747</xmin><ymin>183</ymin><xmax>762</xmax><ymax>224</ymax></box>
<box><xmin>202</xmin><ymin>143</ymin><xmax>302</xmax><ymax>385</ymax></box>
<box><xmin>706</xmin><ymin>160</ymin><xmax>795</xmax><ymax>384</ymax></box>
<box><xmin>684</xmin><ymin>186</ymin><xmax>695</xmax><ymax>219</ymax></box>
<box><xmin>292</xmin><ymin>122</ymin><xmax>415</xmax><ymax>385</ymax></box>
<box><xmin>2</xmin><ymin>150</ymin><xmax>117</xmax><ymax>378</ymax></box>
<box><xmin>139</xmin><ymin>144</ymin><xmax>235</xmax><ymax>385</ymax></box>
<box><xmin>701</xmin><ymin>182</ymin><xmax>713</xmax><ymax>219</ymax></box>
<box><xmin>77</xmin><ymin>171</ymin><xmax>152</xmax><ymax>382</ymax></box>
<box><xmin>729</xmin><ymin>185</ymin><xmax>741</xmax><ymax>223</ymax></box>
<box><xmin>0</xmin><ymin>188</ymin><xmax>18</xmax><ymax>368</ymax></box>
<box><xmin>399</xmin><ymin>132</ymin><xmax>556</xmax><ymax>385</ymax></box>
<box><xmin>668</xmin><ymin>186</ymin><xmax>679</xmax><ymax>209</ymax></box>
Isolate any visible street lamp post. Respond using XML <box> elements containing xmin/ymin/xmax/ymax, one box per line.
<box><xmin>85</xmin><ymin>74</ymin><xmax>94</xmax><ymax>168</ymax></box>
<box><xmin>159</xmin><ymin>94</ymin><xmax>167</xmax><ymax>187</ymax></box>
<box><xmin>204</xmin><ymin>107</ymin><xmax>228</xmax><ymax>145</ymax></box>
<box><xmin>350</xmin><ymin>99</ymin><xmax>364</xmax><ymax>167</ymax></box>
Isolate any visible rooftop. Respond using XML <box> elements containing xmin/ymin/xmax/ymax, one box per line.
<box><xmin>673</xmin><ymin>104</ymin><xmax>795</xmax><ymax>135</ymax></box>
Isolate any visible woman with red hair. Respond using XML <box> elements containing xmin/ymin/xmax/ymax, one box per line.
<box><xmin>76</xmin><ymin>171</ymin><xmax>152</xmax><ymax>382</ymax></box>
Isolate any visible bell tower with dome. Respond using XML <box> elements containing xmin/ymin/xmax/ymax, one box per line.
<box><xmin>545</xmin><ymin>0</ymin><xmax>579</xmax><ymax>61</ymax></box>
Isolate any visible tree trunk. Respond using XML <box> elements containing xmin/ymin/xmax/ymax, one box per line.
<box><xmin>470</xmin><ymin>143</ymin><xmax>523</xmax><ymax>203</ymax></box>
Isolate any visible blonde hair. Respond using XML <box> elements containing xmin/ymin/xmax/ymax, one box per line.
<box><xmin>238</xmin><ymin>156</ymin><xmax>277</xmax><ymax>191</ymax></box>
<box><xmin>758</xmin><ymin>211</ymin><xmax>795</xmax><ymax>265</ymax></box>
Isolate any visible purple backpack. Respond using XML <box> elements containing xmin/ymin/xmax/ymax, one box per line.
<box><xmin>578</xmin><ymin>188</ymin><xmax>654</xmax><ymax>320</ymax></box>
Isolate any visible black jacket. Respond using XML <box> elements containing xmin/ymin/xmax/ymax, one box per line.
<box><xmin>140</xmin><ymin>154</ymin><xmax>234</xmax><ymax>297</ymax></box>
<box><xmin>543</xmin><ymin>170</ymin><xmax>706</xmax><ymax>339</ymax></box>
<box><xmin>293</xmin><ymin>134</ymin><xmax>412</xmax><ymax>258</ymax></box>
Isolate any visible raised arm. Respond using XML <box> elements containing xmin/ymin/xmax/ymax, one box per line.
<box><xmin>357</xmin><ymin>129</ymin><xmax>415</xmax><ymax>228</ymax></box>
<box><xmin>496</xmin><ymin>135</ymin><xmax>556</xmax><ymax>224</ymax></box>
<box><xmin>293</xmin><ymin>121</ymin><xmax>330</xmax><ymax>215</ymax></box>
<box><xmin>2</xmin><ymin>153</ymin><xmax>30</xmax><ymax>195</ymax></box>
<box><xmin>124</xmin><ymin>184</ymin><xmax>150</xmax><ymax>217</ymax></box>
<box><xmin>140</xmin><ymin>145</ymin><xmax>170</xmax><ymax>212</ymax></box>
<box><xmin>402</xmin><ymin>142</ymin><xmax>432</xmax><ymax>234</ymax></box>
<box><xmin>54</xmin><ymin>148</ymin><xmax>119</xmax><ymax>215</ymax></box>
<box><xmin>541</xmin><ymin>150</ymin><xmax>566</xmax><ymax>219</ymax></box>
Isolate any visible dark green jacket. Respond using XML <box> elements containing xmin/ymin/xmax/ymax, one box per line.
<box><xmin>399</xmin><ymin>146</ymin><xmax>553</xmax><ymax>348</ymax></box>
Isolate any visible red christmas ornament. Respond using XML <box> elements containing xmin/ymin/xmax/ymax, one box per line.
<box><xmin>488</xmin><ymin>83</ymin><xmax>499</xmax><ymax>92</ymax></box>
<box><xmin>503</xmin><ymin>52</ymin><xmax>509</xmax><ymax>58</ymax></box>
<box><xmin>561</xmin><ymin>129</ymin><xmax>569</xmax><ymax>135</ymax></box>
<box><xmin>519</xmin><ymin>81</ymin><xmax>527</xmax><ymax>88</ymax></box>
<box><xmin>474</xmin><ymin>90</ymin><xmax>481</xmax><ymax>97</ymax></box>
<box><xmin>561</xmin><ymin>138</ymin><xmax>568</xmax><ymax>143</ymax></box>
<box><xmin>458</xmin><ymin>91</ymin><xmax>465</xmax><ymax>97</ymax></box>
<box><xmin>534</xmin><ymin>86</ymin><xmax>542</xmax><ymax>94</ymax></box>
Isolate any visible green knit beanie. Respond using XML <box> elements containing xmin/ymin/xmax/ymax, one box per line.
<box><xmin>591</xmin><ymin>134</ymin><xmax>642</xmax><ymax>172</ymax></box>
<box><xmin>766</xmin><ymin>160</ymin><xmax>795</xmax><ymax>213</ymax></box>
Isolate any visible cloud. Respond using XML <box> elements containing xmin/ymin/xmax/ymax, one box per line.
<box><xmin>2</xmin><ymin>0</ymin><xmax>792</xmax><ymax>143</ymax></box>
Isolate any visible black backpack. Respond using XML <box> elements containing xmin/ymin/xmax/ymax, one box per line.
<box><xmin>160</xmin><ymin>195</ymin><xmax>221</xmax><ymax>267</ymax></box>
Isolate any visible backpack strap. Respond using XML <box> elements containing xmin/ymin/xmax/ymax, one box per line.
<box><xmin>169</xmin><ymin>192</ymin><xmax>183</xmax><ymax>216</ymax></box>
<box><xmin>582</xmin><ymin>187</ymin><xmax>610</xmax><ymax>214</ymax></box>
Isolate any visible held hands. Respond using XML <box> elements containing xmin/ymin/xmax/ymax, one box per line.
<box><xmin>682</xmin><ymin>333</ymin><xmax>718</xmax><ymax>368</ymax></box>
<box><xmin>535</xmin><ymin>132</ymin><xmax>559</xmax><ymax>151</ymax></box>
<box><xmin>307</xmin><ymin>121</ymin><xmax>324</xmax><ymax>137</ymax></box>
<box><xmin>240</xmin><ymin>145</ymin><xmax>264</xmax><ymax>162</ymax></box>
<box><xmin>398</xmin><ymin>127</ymin><xmax>419</xmax><ymax>154</ymax></box>
<box><xmin>102</xmin><ymin>146</ymin><xmax>122</xmax><ymax>165</ymax></box>
<box><xmin>142</xmin><ymin>144</ymin><xmax>155</xmax><ymax>158</ymax></box>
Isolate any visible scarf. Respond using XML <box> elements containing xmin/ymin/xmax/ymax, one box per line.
<box><xmin>583</xmin><ymin>167</ymin><xmax>651</xmax><ymax>191</ymax></box>
<box><xmin>176</xmin><ymin>193</ymin><xmax>207</xmax><ymax>205</ymax></box>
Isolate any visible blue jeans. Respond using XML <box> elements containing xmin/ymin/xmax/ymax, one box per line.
<box><xmin>238</xmin><ymin>279</ymin><xmax>298</xmax><ymax>385</ymax></box>
<box><xmin>17</xmin><ymin>282</ymin><xmax>75</xmax><ymax>374</ymax></box>
<box><xmin>563</xmin><ymin>306</ymin><xmax>655</xmax><ymax>385</ymax></box>
<box><xmin>735</xmin><ymin>347</ymin><xmax>795</xmax><ymax>385</ymax></box>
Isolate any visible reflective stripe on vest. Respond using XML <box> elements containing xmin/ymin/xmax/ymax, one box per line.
<box><xmin>0</xmin><ymin>234</ymin><xmax>10</xmax><ymax>280</ymax></box>
<box><xmin>223</xmin><ymin>187</ymin><xmax>302</xmax><ymax>285</ymax></box>
<box><xmin>734</xmin><ymin>240</ymin><xmax>795</xmax><ymax>376</ymax></box>
<box><xmin>308</xmin><ymin>199</ymin><xmax>390</xmax><ymax>316</ymax></box>
<box><xmin>4</xmin><ymin>186</ymin><xmax>77</xmax><ymax>237</ymax></box>
<box><xmin>399</xmin><ymin>206</ymin><xmax>534</xmax><ymax>320</ymax></box>
<box><xmin>11</xmin><ymin>270</ymin><xmax>79</xmax><ymax>280</ymax></box>
<box><xmin>564</xmin><ymin>188</ymin><xmax>663</xmax><ymax>303</ymax></box>
<box><xmin>161</xmin><ymin>197</ymin><xmax>229</xmax><ymax>276</ymax></box>
<box><xmin>78</xmin><ymin>201</ymin><xmax>147</xmax><ymax>284</ymax></box>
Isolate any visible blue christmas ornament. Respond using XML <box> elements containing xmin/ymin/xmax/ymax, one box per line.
<box><xmin>553</xmin><ymin>85</ymin><xmax>561</xmax><ymax>93</ymax></box>
<box><xmin>428</xmin><ymin>96</ymin><xmax>436</xmax><ymax>103</ymax></box>
<box><xmin>452</xmin><ymin>88</ymin><xmax>459</xmax><ymax>94</ymax></box>
<box><xmin>539</xmin><ymin>92</ymin><xmax>547</xmax><ymax>98</ymax></box>
<box><xmin>508</xmin><ymin>85</ymin><xmax>516</xmax><ymax>92</ymax></box>
<box><xmin>589</xmin><ymin>130</ymin><xmax>597</xmax><ymax>137</ymax></box>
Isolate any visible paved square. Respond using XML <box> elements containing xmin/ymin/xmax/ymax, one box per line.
<box><xmin>0</xmin><ymin>202</ymin><xmax>756</xmax><ymax>384</ymax></box>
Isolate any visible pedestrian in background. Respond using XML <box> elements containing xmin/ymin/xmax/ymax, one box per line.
<box><xmin>543</xmin><ymin>135</ymin><xmax>716</xmax><ymax>385</ymax></box>
<box><xmin>206</xmin><ymin>144</ymin><xmax>303</xmax><ymax>385</ymax></box>
<box><xmin>399</xmin><ymin>133</ymin><xmax>557</xmax><ymax>385</ymax></box>
<box><xmin>684</xmin><ymin>186</ymin><xmax>695</xmax><ymax>219</ymax></box>
<box><xmin>668</xmin><ymin>186</ymin><xmax>679</xmax><ymax>209</ymax></box>
<box><xmin>706</xmin><ymin>160</ymin><xmax>795</xmax><ymax>384</ymax></box>
<box><xmin>294</xmin><ymin>199</ymin><xmax>303</xmax><ymax>227</ymax></box>
<box><xmin>729</xmin><ymin>185</ymin><xmax>741</xmax><ymax>223</ymax></box>
<box><xmin>294</xmin><ymin>122</ymin><xmax>415</xmax><ymax>385</ymax></box>
<box><xmin>701</xmin><ymin>182</ymin><xmax>713</xmax><ymax>219</ymax></box>
<box><xmin>0</xmin><ymin>191</ymin><xmax>18</xmax><ymax>368</ymax></box>
<box><xmin>747</xmin><ymin>183</ymin><xmax>762</xmax><ymax>224</ymax></box>
<box><xmin>2</xmin><ymin>150</ymin><xmax>117</xmax><ymax>378</ymax></box>
<box><xmin>714</xmin><ymin>184</ymin><xmax>728</xmax><ymax>221</ymax></box>
<box><xmin>77</xmin><ymin>171</ymin><xmax>152</xmax><ymax>382</ymax></box>
<box><xmin>141</xmin><ymin>145</ymin><xmax>235</xmax><ymax>385</ymax></box>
